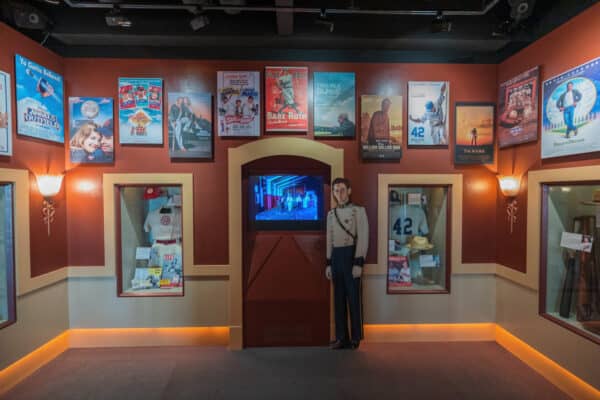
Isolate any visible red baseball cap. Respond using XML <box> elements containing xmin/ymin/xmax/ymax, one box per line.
<box><xmin>143</xmin><ymin>186</ymin><xmax>164</xmax><ymax>199</ymax></box>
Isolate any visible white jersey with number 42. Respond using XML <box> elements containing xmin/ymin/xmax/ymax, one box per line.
<box><xmin>389</xmin><ymin>204</ymin><xmax>429</xmax><ymax>245</ymax></box>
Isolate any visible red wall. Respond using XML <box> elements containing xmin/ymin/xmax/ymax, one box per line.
<box><xmin>0</xmin><ymin>24</ymin><xmax>67</xmax><ymax>277</ymax></box>
<box><xmin>64</xmin><ymin>59</ymin><xmax>499</xmax><ymax>267</ymax></box>
<box><xmin>497</xmin><ymin>3</ymin><xmax>600</xmax><ymax>271</ymax></box>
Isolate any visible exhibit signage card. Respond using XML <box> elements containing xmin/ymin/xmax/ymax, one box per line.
<box><xmin>541</xmin><ymin>57</ymin><xmax>600</xmax><ymax>159</ymax></box>
<box><xmin>454</xmin><ymin>102</ymin><xmax>495</xmax><ymax>165</ymax></box>
<box><xmin>68</xmin><ymin>97</ymin><xmax>114</xmax><ymax>163</ymax></box>
<box><xmin>167</xmin><ymin>91</ymin><xmax>212</xmax><ymax>159</ymax></box>
<box><xmin>360</xmin><ymin>95</ymin><xmax>402</xmax><ymax>160</ymax></box>
<box><xmin>0</xmin><ymin>70</ymin><xmax>11</xmax><ymax>156</ymax></box>
<box><xmin>118</xmin><ymin>77</ymin><xmax>163</xmax><ymax>144</ymax></box>
<box><xmin>560</xmin><ymin>231</ymin><xmax>593</xmax><ymax>253</ymax></box>
<box><xmin>408</xmin><ymin>81</ymin><xmax>449</xmax><ymax>146</ymax></box>
<box><xmin>15</xmin><ymin>54</ymin><xmax>64</xmax><ymax>143</ymax></box>
<box><xmin>265</xmin><ymin>66</ymin><xmax>308</xmax><ymax>132</ymax></box>
<box><xmin>217</xmin><ymin>71</ymin><xmax>260</xmax><ymax>137</ymax></box>
<box><xmin>497</xmin><ymin>66</ymin><xmax>539</xmax><ymax>148</ymax></box>
<box><xmin>313</xmin><ymin>72</ymin><xmax>356</xmax><ymax>138</ymax></box>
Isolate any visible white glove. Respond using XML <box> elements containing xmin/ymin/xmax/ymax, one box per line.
<box><xmin>325</xmin><ymin>266</ymin><xmax>332</xmax><ymax>280</ymax></box>
<box><xmin>352</xmin><ymin>266</ymin><xmax>362</xmax><ymax>278</ymax></box>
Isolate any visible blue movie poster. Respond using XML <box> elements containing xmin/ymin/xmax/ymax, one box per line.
<box><xmin>15</xmin><ymin>54</ymin><xmax>64</xmax><ymax>143</ymax></box>
<box><xmin>118</xmin><ymin>77</ymin><xmax>163</xmax><ymax>144</ymax></box>
<box><xmin>69</xmin><ymin>97</ymin><xmax>114</xmax><ymax>163</ymax></box>
<box><xmin>542</xmin><ymin>57</ymin><xmax>600</xmax><ymax>159</ymax></box>
<box><xmin>313</xmin><ymin>72</ymin><xmax>356</xmax><ymax>138</ymax></box>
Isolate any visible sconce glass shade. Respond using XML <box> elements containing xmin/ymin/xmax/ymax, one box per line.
<box><xmin>36</xmin><ymin>175</ymin><xmax>64</xmax><ymax>198</ymax></box>
<box><xmin>498</xmin><ymin>175</ymin><xmax>520</xmax><ymax>197</ymax></box>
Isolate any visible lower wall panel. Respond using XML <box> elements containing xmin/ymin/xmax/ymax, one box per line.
<box><xmin>68</xmin><ymin>278</ymin><xmax>229</xmax><ymax>328</ymax></box>
<box><xmin>496</xmin><ymin>277</ymin><xmax>600</xmax><ymax>391</ymax></box>
<box><xmin>0</xmin><ymin>281</ymin><xmax>69</xmax><ymax>370</ymax></box>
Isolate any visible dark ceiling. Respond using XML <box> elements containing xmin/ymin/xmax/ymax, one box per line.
<box><xmin>2</xmin><ymin>0</ymin><xmax>598</xmax><ymax>63</ymax></box>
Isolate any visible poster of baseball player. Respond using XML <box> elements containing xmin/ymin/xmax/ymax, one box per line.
<box><xmin>313</xmin><ymin>72</ymin><xmax>355</xmax><ymax>138</ymax></box>
<box><xmin>387</xmin><ymin>255</ymin><xmax>412</xmax><ymax>291</ymax></box>
<box><xmin>168</xmin><ymin>91</ymin><xmax>212</xmax><ymax>159</ymax></box>
<box><xmin>217</xmin><ymin>71</ymin><xmax>260</xmax><ymax>137</ymax></box>
<box><xmin>408</xmin><ymin>81</ymin><xmax>449</xmax><ymax>146</ymax></box>
<box><xmin>0</xmin><ymin>70</ymin><xmax>11</xmax><ymax>156</ymax></box>
<box><xmin>360</xmin><ymin>95</ymin><xmax>402</xmax><ymax>160</ymax></box>
<box><xmin>118</xmin><ymin>77</ymin><xmax>163</xmax><ymax>144</ymax></box>
<box><xmin>541</xmin><ymin>57</ymin><xmax>600</xmax><ymax>159</ymax></box>
<box><xmin>497</xmin><ymin>66</ymin><xmax>539</xmax><ymax>148</ymax></box>
<box><xmin>14</xmin><ymin>54</ymin><xmax>64</xmax><ymax>143</ymax></box>
<box><xmin>454</xmin><ymin>102</ymin><xmax>495</xmax><ymax>165</ymax></box>
<box><xmin>68</xmin><ymin>97</ymin><xmax>114</xmax><ymax>163</ymax></box>
<box><xmin>265</xmin><ymin>66</ymin><xmax>308</xmax><ymax>132</ymax></box>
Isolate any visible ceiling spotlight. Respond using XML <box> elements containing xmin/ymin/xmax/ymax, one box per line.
<box><xmin>315</xmin><ymin>8</ymin><xmax>334</xmax><ymax>33</ymax></box>
<box><xmin>105</xmin><ymin>5</ymin><xmax>132</xmax><ymax>28</ymax></box>
<box><xmin>431</xmin><ymin>10</ymin><xmax>452</xmax><ymax>33</ymax></box>
<box><xmin>190</xmin><ymin>6</ymin><xmax>209</xmax><ymax>31</ymax></box>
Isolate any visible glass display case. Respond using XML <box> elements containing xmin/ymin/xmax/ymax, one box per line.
<box><xmin>116</xmin><ymin>184</ymin><xmax>184</xmax><ymax>297</ymax></box>
<box><xmin>0</xmin><ymin>183</ymin><xmax>15</xmax><ymax>328</ymax></box>
<box><xmin>387</xmin><ymin>185</ymin><xmax>450</xmax><ymax>293</ymax></box>
<box><xmin>541</xmin><ymin>183</ymin><xmax>600</xmax><ymax>343</ymax></box>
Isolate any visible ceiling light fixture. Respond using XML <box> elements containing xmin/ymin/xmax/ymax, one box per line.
<box><xmin>190</xmin><ymin>7</ymin><xmax>210</xmax><ymax>31</ymax></box>
<box><xmin>431</xmin><ymin>10</ymin><xmax>452</xmax><ymax>33</ymax></box>
<box><xmin>105</xmin><ymin>5</ymin><xmax>132</xmax><ymax>28</ymax></box>
<box><xmin>315</xmin><ymin>8</ymin><xmax>334</xmax><ymax>33</ymax></box>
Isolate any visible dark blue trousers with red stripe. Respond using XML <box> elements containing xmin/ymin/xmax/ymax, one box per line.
<box><xmin>331</xmin><ymin>245</ymin><xmax>363</xmax><ymax>343</ymax></box>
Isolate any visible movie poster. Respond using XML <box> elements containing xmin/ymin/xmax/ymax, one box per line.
<box><xmin>498</xmin><ymin>66</ymin><xmax>539</xmax><ymax>148</ymax></box>
<box><xmin>217</xmin><ymin>71</ymin><xmax>260</xmax><ymax>137</ymax></box>
<box><xmin>387</xmin><ymin>255</ymin><xmax>412</xmax><ymax>292</ymax></box>
<box><xmin>167</xmin><ymin>92</ymin><xmax>212</xmax><ymax>159</ymax></box>
<box><xmin>118</xmin><ymin>77</ymin><xmax>163</xmax><ymax>144</ymax></box>
<box><xmin>265</xmin><ymin>66</ymin><xmax>308</xmax><ymax>132</ymax></box>
<box><xmin>0</xmin><ymin>70</ymin><xmax>11</xmax><ymax>156</ymax></box>
<box><xmin>313</xmin><ymin>72</ymin><xmax>355</xmax><ymax>138</ymax></box>
<box><xmin>15</xmin><ymin>54</ymin><xmax>64</xmax><ymax>143</ymax></box>
<box><xmin>454</xmin><ymin>103</ymin><xmax>495</xmax><ymax>165</ymax></box>
<box><xmin>408</xmin><ymin>81</ymin><xmax>449</xmax><ymax>146</ymax></box>
<box><xmin>541</xmin><ymin>57</ymin><xmax>600</xmax><ymax>159</ymax></box>
<box><xmin>360</xmin><ymin>95</ymin><xmax>402</xmax><ymax>160</ymax></box>
<box><xmin>69</xmin><ymin>97</ymin><xmax>114</xmax><ymax>163</ymax></box>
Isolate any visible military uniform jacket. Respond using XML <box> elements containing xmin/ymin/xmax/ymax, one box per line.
<box><xmin>326</xmin><ymin>203</ymin><xmax>369</xmax><ymax>267</ymax></box>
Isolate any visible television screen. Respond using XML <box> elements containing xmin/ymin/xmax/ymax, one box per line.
<box><xmin>249</xmin><ymin>174</ymin><xmax>324</xmax><ymax>230</ymax></box>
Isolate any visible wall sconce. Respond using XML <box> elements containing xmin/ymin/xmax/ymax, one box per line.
<box><xmin>36</xmin><ymin>174</ymin><xmax>64</xmax><ymax>236</ymax></box>
<box><xmin>498</xmin><ymin>175</ymin><xmax>521</xmax><ymax>234</ymax></box>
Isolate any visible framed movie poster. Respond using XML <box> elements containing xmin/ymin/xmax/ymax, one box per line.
<box><xmin>68</xmin><ymin>97</ymin><xmax>114</xmax><ymax>163</ymax></box>
<box><xmin>217</xmin><ymin>71</ymin><xmax>260</xmax><ymax>137</ymax></box>
<box><xmin>541</xmin><ymin>57</ymin><xmax>600</xmax><ymax>159</ymax></box>
<box><xmin>265</xmin><ymin>66</ymin><xmax>308</xmax><ymax>132</ymax></box>
<box><xmin>0</xmin><ymin>70</ymin><xmax>11</xmax><ymax>156</ymax></box>
<box><xmin>454</xmin><ymin>103</ymin><xmax>495</xmax><ymax>165</ymax></box>
<box><xmin>15</xmin><ymin>54</ymin><xmax>64</xmax><ymax>143</ymax></box>
<box><xmin>313</xmin><ymin>72</ymin><xmax>355</xmax><ymax>138</ymax></box>
<box><xmin>167</xmin><ymin>92</ymin><xmax>212</xmax><ymax>159</ymax></box>
<box><xmin>360</xmin><ymin>95</ymin><xmax>402</xmax><ymax>160</ymax></box>
<box><xmin>118</xmin><ymin>77</ymin><xmax>163</xmax><ymax>144</ymax></box>
<box><xmin>408</xmin><ymin>81</ymin><xmax>449</xmax><ymax>147</ymax></box>
<box><xmin>498</xmin><ymin>66</ymin><xmax>539</xmax><ymax>148</ymax></box>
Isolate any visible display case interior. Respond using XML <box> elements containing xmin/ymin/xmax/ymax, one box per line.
<box><xmin>387</xmin><ymin>185</ymin><xmax>450</xmax><ymax>294</ymax></box>
<box><xmin>542</xmin><ymin>183</ymin><xmax>600</xmax><ymax>343</ymax></box>
<box><xmin>117</xmin><ymin>184</ymin><xmax>184</xmax><ymax>297</ymax></box>
<box><xmin>0</xmin><ymin>183</ymin><xmax>15</xmax><ymax>328</ymax></box>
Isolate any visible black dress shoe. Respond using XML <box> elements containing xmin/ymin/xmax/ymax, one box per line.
<box><xmin>330</xmin><ymin>340</ymin><xmax>348</xmax><ymax>350</ymax></box>
<box><xmin>349</xmin><ymin>340</ymin><xmax>360</xmax><ymax>350</ymax></box>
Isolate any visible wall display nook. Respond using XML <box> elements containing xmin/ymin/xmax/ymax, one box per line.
<box><xmin>0</xmin><ymin>70</ymin><xmax>11</xmax><ymax>156</ymax></box>
<box><xmin>118</xmin><ymin>77</ymin><xmax>163</xmax><ymax>144</ymax></box>
<box><xmin>497</xmin><ymin>66</ymin><xmax>539</xmax><ymax>148</ymax></box>
<box><xmin>360</xmin><ymin>95</ymin><xmax>402</xmax><ymax>160</ymax></box>
<box><xmin>387</xmin><ymin>185</ymin><xmax>450</xmax><ymax>293</ymax></box>
<box><xmin>454</xmin><ymin>103</ymin><xmax>495</xmax><ymax>165</ymax></box>
<box><xmin>167</xmin><ymin>91</ymin><xmax>212</xmax><ymax>159</ymax></box>
<box><xmin>217</xmin><ymin>71</ymin><xmax>260</xmax><ymax>137</ymax></box>
<box><xmin>116</xmin><ymin>185</ymin><xmax>184</xmax><ymax>296</ymax></box>
<box><xmin>68</xmin><ymin>97</ymin><xmax>114</xmax><ymax>163</ymax></box>
<box><xmin>265</xmin><ymin>66</ymin><xmax>308</xmax><ymax>132</ymax></box>
<box><xmin>15</xmin><ymin>54</ymin><xmax>64</xmax><ymax>144</ymax></box>
<box><xmin>541</xmin><ymin>183</ymin><xmax>600</xmax><ymax>344</ymax></box>
<box><xmin>0</xmin><ymin>183</ymin><xmax>15</xmax><ymax>328</ymax></box>
<box><xmin>408</xmin><ymin>81</ymin><xmax>449</xmax><ymax>146</ymax></box>
<box><xmin>313</xmin><ymin>72</ymin><xmax>356</xmax><ymax>138</ymax></box>
<box><xmin>541</xmin><ymin>57</ymin><xmax>600</xmax><ymax>159</ymax></box>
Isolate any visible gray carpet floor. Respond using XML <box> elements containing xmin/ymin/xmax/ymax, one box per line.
<box><xmin>2</xmin><ymin>342</ymin><xmax>571</xmax><ymax>400</ymax></box>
